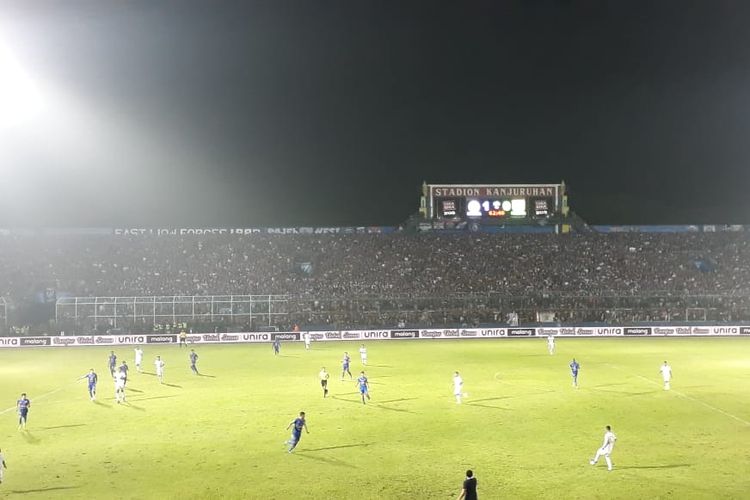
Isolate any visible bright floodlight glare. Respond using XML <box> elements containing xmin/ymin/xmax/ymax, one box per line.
<box><xmin>0</xmin><ymin>42</ymin><xmax>42</xmax><ymax>129</ymax></box>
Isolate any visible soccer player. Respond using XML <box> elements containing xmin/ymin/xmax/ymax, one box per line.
<box><xmin>16</xmin><ymin>393</ymin><xmax>30</xmax><ymax>430</ymax></box>
<box><xmin>570</xmin><ymin>358</ymin><xmax>580</xmax><ymax>388</ymax></box>
<box><xmin>547</xmin><ymin>335</ymin><xmax>555</xmax><ymax>355</ymax></box>
<box><xmin>179</xmin><ymin>330</ymin><xmax>187</xmax><ymax>348</ymax></box>
<box><xmin>457</xmin><ymin>469</ymin><xmax>478</xmax><ymax>500</ymax></box>
<box><xmin>285</xmin><ymin>411</ymin><xmax>309</xmax><ymax>453</ymax></box>
<box><xmin>453</xmin><ymin>371</ymin><xmax>464</xmax><ymax>404</ymax></box>
<box><xmin>303</xmin><ymin>332</ymin><xmax>311</xmax><ymax>350</ymax></box>
<box><xmin>590</xmin><ymin>425</ymin><xmax>617</xmax><ymax>471</ymax></box>
<box><xmin>134</xmin><ymin>346</ymin><xmax>144</xmax><ymax>373</ymax></box>
<box><xmin>0</xmin><ymin>447</ymin><xmax>6</xmax><ymax>484</ymax></box>
<box><xmin>119</xmin><ymin>361</ymin><xmax>129</xmax><ymax>386</ymax></box>
<box><xmin>79</xmin><ymin>369</ymin><xmax>98</xmax><ymax>400</ymax></box>
<box><xmin>189</xmin><ymin>349</ymin><xmax>199</xmax><ymax>375</ymax></box>
<box><xmin>359</xmin><ymin>344</ymin><xmax>368</xmax><ymax>365</ymax></box>
<box><xmin>108</xmin><ymin>351</ymin><xmax>117</xmax><ymax>376</ymax></box>
<box><xmin>341</xmin><ymin>352</ymin><xmax>352</xmax><ymax>380</ymax></box>
<box><xmin>114</xmin><ymin>368</ymin><xmax>127</xmax><ymax>404</ymax></box>
<box><xmin>319</xmin><ymin>367</ymin><xmax>330</xmax><ymax>398</ymax></box>
<box><xmin>273</xmin><ymin>338</ymin><xmax>281</xmax><ymax>355</ymax></box>
<box><xmin>155</xmin><ymin>356</ymin><xmax>165</xmax><ymax>384</ymax></box>
<box><xmin>660</xmin><ymin>361</ymin><xmax>672</xmax><ymax>390</ymax></box>
<box><xmin>356</xmin><ymin>371</ymin><xmax>371</xmax><ymax>404</ymax></box>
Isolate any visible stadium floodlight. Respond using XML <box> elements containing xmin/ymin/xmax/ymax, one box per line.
<box><xmin>0</xmin><ymin>41</ymin><xmax>42</xmax><ymax>129</ymax></box>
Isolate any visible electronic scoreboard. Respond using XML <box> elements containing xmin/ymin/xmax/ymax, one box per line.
<box><xmin>420</xmin><ymin>182</ymin><xmax>567</xmax><ymax>221</ymax></box>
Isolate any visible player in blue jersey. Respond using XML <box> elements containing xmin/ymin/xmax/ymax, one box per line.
<box><xmin>189</xmin><ymin>349</ymin><xmax>199</xmax><ymax>375</ymax></box>
<box><xmin>108</xmin><ymin>351</ymin><xmax>117</xmax><ymax>376</ymax></box>
<box><xmin>341</xmin><ymin>352</ymin><xmax>352</xmax><ymax>380</ymax></box>
<box><xmin>16</xmin><ymin>393</ymin><xmax>30</xmax><ymax>430</ymax></box>
<box><xmin>119</xmin><ymin>361</ymin><xmax>129</xmax><ymax>386</ymax></box>
<box><xmin>356</xmin><ymin>371</ymin><xmax>371</xmax><ymax>404</ymax></box>
<box><xmin>273</xmin><ymin>338</ymin><xmax>281</xmax><ymax>355</ymax></box>
<box><xmin>570</xmin><ymin>358</ymin><xmax>580</xmax><ymax>388</ymax></box>
<box><xmin>285</xmin><ymin>411</ymin><xmax>309</xmax><ymax>453</ymax></box>
<box><xmin>79</xmin><ymin>369</ymin><xmax>99</xmax><ymax>400</ymax></box>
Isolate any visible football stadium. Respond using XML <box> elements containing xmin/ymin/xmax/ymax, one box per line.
<box><xmin>2</xmin><ymin>3</ymin><xmax>750</xmax><ymax>499</ymax></box>
<box><xmin>1</xmin><ymin>183</ymin><xmax>749</xmax><ymax>499</ymax></box>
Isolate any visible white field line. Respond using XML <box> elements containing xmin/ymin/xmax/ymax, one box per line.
<box><xmin>0</xmin><ymin>380</ymin><xmax>79</xmax><ymax>415</ymax></box>
<box><xmin>608</xmin><ymin>364</ymin><xmax>750</xmax><ymax>427</ymax></box>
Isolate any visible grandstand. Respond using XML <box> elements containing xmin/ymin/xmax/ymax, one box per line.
<box><xmin>2</xmin><ymin>225</ymin><xmax>750</xmax><ymax>335</ymax></box>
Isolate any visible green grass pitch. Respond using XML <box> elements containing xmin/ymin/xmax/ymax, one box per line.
<box><xmin>1</xmin><ymin>338</ymin><xmax>749</xmax><ymax>499</ymax></box>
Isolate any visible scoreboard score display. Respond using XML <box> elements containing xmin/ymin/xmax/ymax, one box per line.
<box><xmin>423</xmin><ymin>183</ymin><xmax>565</xmax><ymax>220</ymax></box>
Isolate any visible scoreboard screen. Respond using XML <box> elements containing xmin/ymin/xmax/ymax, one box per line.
<box><xmin>426</xmin><ymin>184</ymin><xmax>563</xmax><ymax>220</ymax></box>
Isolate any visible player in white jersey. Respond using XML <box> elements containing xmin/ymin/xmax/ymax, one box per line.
<box><xmin>590</xmin><ymin>425</ymin><xmax>617</xmax><ymax>471</ymax></box>
<box><xmin>547</xmin><ymin>335</ymin><xmax>555</xmax><ymax>355</ymax></box>
<box><xmin>0</xmin><ymin>448</ymin><xmax>6</xmax><ymax>484</ymax></box>
<box><xmin>155</xmin><ymin>356</ymin><xmax>165</xmax><ymax>384</ymax></box>
<box><xmin>114</xmin><ymin>368</ymin><xmax>127</xmax><ymax>404</ymax></box>
<box><xmin>134</xmin><ymin>346</ymin><xmax>144</xmax><ymax>373</ymax></box>
<box><xmin>453</xmin><ymin>371</ymin><xmax>464</xmax><ymax>404</ymax></box>
<box><xmin>303</xmin><ymin>332</ymin><xmax>311</xmax><ymax>350</ymax></box>
<box><xmin>660</xmin><ymin>361</ymin><xmax>672</xmax><ymax>390</ymax></box>
<box><xmin>359</xmin><ymin>344</ymin><xmax>367</xmax><ymax>365</ymax></box>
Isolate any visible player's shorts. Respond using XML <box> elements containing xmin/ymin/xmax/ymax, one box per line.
<box><xmin>321</xmin><ymin>380</ymin><xmax>328</xmax><ymax>388</ymax></box>
<box><xmin>89</xmin><ymin>384</ymin><xmax>96</xmax><ymax>391</ymax></box>
<box><xmin>359</xmin><ymin>386</ymin><xmax>368</xmax><ymax>394</ymax></box>
<box><xmin>19</xmin><ymin>409</ymin><xmax>28</xmax><ymax>418</ymax></box>
<box><xmin>342</xmin><ymin>364</ymin><xmax>349</xmax><ymax>370</ymax></box>
<box><xmin>291</xmin><ymin>431</ymin><xmax>301</xmax><ymax>443</ymax></box>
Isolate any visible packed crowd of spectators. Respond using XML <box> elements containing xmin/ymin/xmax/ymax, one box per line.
<box><xmin>2</xmin><ymin>230</ymin><xmax>750</xmax><ymax>332</ymax></box>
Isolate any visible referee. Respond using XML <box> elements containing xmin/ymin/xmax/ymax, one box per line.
<box><xmin>318</xmin><ymin>367</ymin><xmax>330</xmax><ymax>398</ymax></box>
<box><xmin>457</xmin><ymin>470</ymin><xmax>478</xmax><ymax>500</ymax></box>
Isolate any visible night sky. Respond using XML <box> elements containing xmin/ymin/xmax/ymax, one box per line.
<box><xmin>1</xmin><ymin>1</ymin><xmax>750</xmax><ymax>227</ymax></box>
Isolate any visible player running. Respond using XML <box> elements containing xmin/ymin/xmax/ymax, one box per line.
<box><xmin>319</xmin><ymin>367</ymin><xmax>330</xmax><ymax>398</ymax></box>
<box><xmin>660</xmin><ymin>361</ymin><xmax>672</xmax><ymax>390</ymax></box>
<box><xmin>285</xmin><ymin>411</ymin><xmax>309</xmax><ymax>453</ymax></box>
<box><xmin>570</xmin><ymin>358</ymin><xmax>580</xmax><ymax>388</ymax></box>
<box><xmin>108</xmin><ymin>351</ymin><xmax>117</xmax><ymax>376</ymax></box>
<box><xmin>114</xmin><ymin>368</ymin><xmax>127</xmax><ymax>404</ymax></box>
<box><xmin>590</xmin><ymin>425</ymin><xmax>617</xmax><ymax>471</ymax></box>
<box><xmin>273</xmin><ymin>338</ymin><xmax>281</xmax><ymax>355</ymax></box>
<box><xmin>134</xmin><ymin>346</ymin><xmax>144</xmax><ymax>373</ymax></box>
<box><xmin>79</xmin><ymin>369</ymin><xmax>99</xmax><ymax>400</ymax></box>
<box><xmin>154</xmin><ymin>356</ymin><xmax>165</xmax><ymax>384</ymax></box>
<box><xmin>16</xmin><ymin>393</ymin><xmax>30</xmax><ymax>430</ymax></box>
<box><xmin>303</xmin><ymin>332</ymin><xmax>311</xmax><ymax>350</ymax></box>
<box><xmin>189</xmin><ymin>349</ymin><xmax>199</xmax><ymax>375</ymax></box>
<box><xmin>357</xmin><ymin>371</ymin><xmax>371</xmax><ymax>404</ymax></box>
<box><xmin>453</xmin><ymin>371</ymin><xmax>464</xmax><ymax>404</ymax></box>
<box><xmin>119</xmin><ymin>361</ymin><xmax>129</xmax><ymax>386</ymax></box>
<box><xmin>547</xmin><ymin>335</ymin><xmax>555</xmax><ymax>355</ymax></box>
<box><xmin>341</xmin><ymin>352</ymin><xmax>352</xmax><ymax>380</ymax></box>
<box><xmin>179</xmin><ymin>330</ymin><xmax>188</xmax><ymax>348</ymax></box>
<box><xmin>359</xmin><ymin>344</ymin><xmax>368</xmax><ymax>365</ymax></box>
